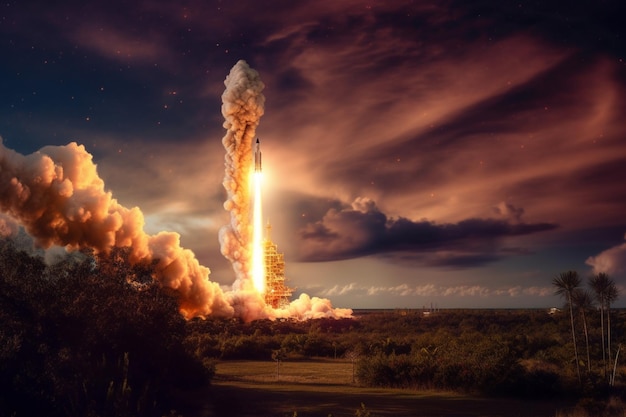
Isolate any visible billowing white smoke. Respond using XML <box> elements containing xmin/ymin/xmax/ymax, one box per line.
<box><xmin>0</xmin><ymin>139</ymin><xmax>233</xmax><ymax>318</ymax></box>
<box><xmin>219</xmin><ymin>60</ymin><xmax>265</xmax><ymax>290</ymax></box>
<box><xmin>218</xmin><ymin>60</ymin><xmax>269</xmax><ymax>320</ymax></box>
<box><xmin>272</xmin><ymin>294</ymin><xmax>353</xmax><ymax>320</ymax></box>
<box><xmin>219</xmin><ymin>60</ymin><xmax>352</xmax><ymax>321</ymax></box>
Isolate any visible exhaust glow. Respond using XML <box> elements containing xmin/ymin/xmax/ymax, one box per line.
<box><xmin>252</xmin><ymin>171</ymin><xmax>265</xmax><ymax>293</ymax></box>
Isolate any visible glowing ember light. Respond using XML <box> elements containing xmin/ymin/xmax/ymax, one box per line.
<box><xmin>252</xmin><ymin>170</ymin><xmax>265</xmax><ymax>293</ymax></box>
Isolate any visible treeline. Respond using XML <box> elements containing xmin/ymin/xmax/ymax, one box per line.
<box><xmin>191</xmin><ymin>307</ymin><xmax>626</xmax><ymax>399</ymax></box>
<box><xmin>2</xmin><ymin>238</ymin><xmax>626</xmax><ymax>416</ymax></box>
<box><xmin>187</xmin><ymin>307</ymin><xmax>626</xmax><ymax>397</ymax></box>
<box><xmin>0</xmin><ymin>241</ymin><xmax>211</xmax><ymax>417</ymax></box>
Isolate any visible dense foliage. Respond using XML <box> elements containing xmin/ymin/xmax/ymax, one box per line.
<box><xmin>185</xmin><ymin>308</ymin><xmax>626</xmax><ymax>399</ymax></box>
<box><xmin>2</xmin><ymin>238</ymin><xmax>625</xmax><ymax>416</ymax></box>
<box><xmin>0</xmin><ymin>241</ymin><xmax>210</xmax><ymax>417</ymax></box>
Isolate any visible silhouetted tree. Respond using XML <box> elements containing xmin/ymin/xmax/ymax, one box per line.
<box><xmin>553</xmin><ymin>270</ymin><xmax>582</xmax><ymax>383</ymax></box>
<box><xmin>590</xmin><ymin>272</ymin><xmax>610</xmax><ymax>378</ymax></box>
<box><xmin>589</xmin><ymin>272</ymin><xmax>620</xmax><ymax>383</ymax></box>
<box><xmin>572</xmin><ymin>289</ymin><xmax>594</xmax><ymax>374</ymax></box>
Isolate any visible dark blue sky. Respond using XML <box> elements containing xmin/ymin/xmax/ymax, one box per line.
<box><xmin>1</xmin><ymin>0</ymin><xmax>625</xmax><ymax>308</ymax></box>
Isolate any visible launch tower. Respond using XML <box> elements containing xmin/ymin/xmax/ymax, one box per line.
<box><xmin>263</xmin><ymin>223</ymin><xmax>294</xmax><ymax>308</ymax></box>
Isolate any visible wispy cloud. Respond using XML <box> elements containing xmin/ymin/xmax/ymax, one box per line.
<box><xmin>320</xmin><ymin>282</ymin><xmax>553</xmax><ymax>299</ymax></box>
<box><xmin>71</xmin><ymin>25</ymin><xmax>168</xmax><ymax>64</ymax></box>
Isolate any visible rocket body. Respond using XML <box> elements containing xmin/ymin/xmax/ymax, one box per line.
<box><xmin>254</xmin><ymin>138</ymin><xmax>262</xmax><ymax>172</ymax></box>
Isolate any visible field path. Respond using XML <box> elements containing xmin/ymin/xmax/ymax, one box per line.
<box><xmin>188</xmin><ymin>360</ymin><xmax>574</xmax><ymax>417</ymax></box>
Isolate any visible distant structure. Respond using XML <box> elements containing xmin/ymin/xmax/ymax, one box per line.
<box><xmin>263</xmin><ymin>223</ymin><xmax>294</xmax><ymax>308</ymax></box>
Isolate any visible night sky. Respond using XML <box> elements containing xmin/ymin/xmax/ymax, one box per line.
<box><xmin>2</xmin><ymin>0</ymin><xmax>625</xmax><ymax>309</ymax></box>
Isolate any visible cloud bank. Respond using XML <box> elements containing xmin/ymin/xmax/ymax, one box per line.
<box><xmin>298</xmin><ymin>197</ymin><xmax>557</xmax><ymax>267</ymax></box>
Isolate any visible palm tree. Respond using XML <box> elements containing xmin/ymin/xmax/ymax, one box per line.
<box><xmin>553</xmin><ymin>270</ymin><xmax>582</xmax><ymax>383</ymax></box>
<box><xmin>606</xmin><ymin>279</ymin><xmax>619</xmax><ymax>384</ymax></box>
<box><xmin>589</xmin><ymin>272</ymin><xmax>610</xmax><ymax>378</ymax></box>
<box><xmin>590</xmin><ymin>273</ymin><xmax>620</xmax><ymax>381</ymax></box>
<box><xmin>572</xmin><ymin>289</ymin><xmax>594</xmax><ymax>374</ymax></box>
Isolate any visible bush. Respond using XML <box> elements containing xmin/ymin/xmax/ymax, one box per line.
<box><xmin>355</xmin><ymin>332</ymin><xmax>565</xmax><ymax>397</ymax></box>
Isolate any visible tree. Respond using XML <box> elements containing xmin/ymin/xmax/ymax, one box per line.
<box><xmin>272</xmin><ymin>349</ymin><xmax>287</xmax><ymax>380</ymax></box>
<box><xmin>571</xmin><ymin>289</ymin><xmax>593</xmax><ymax>374</ymax></box>
<box><xmin>589</xmin><ymin>272</ymin><xmax>619</xmax><ymax>382</ymax></box>
<box><xmin>553</xmin><ymin>271</ymin><xmax>581</xmax><ymax>383</ymax></box>
<box><xmin>589</xmin><ymin>272</ymin><xmax>610</xmax><ymax>378</ymax></box>
<box><xmin>605</xmin><ymin>278</ymin><xmax>619</xmax><ymax>385</ymax></box>
<box><xmin>345</xmin><ymin>349</ymin><xmax>360</xmax><ymax>383</ymax></box>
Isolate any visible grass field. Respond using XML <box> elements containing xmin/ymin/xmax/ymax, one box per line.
<box><xmin>215</xmin><ymin>358</ymin><xmax>356</xmax><ymax>384</ymax></box>
<box><xmin>190</xmin><ymin>360</ymin><xmax>576</xmax><ymax>417</ymax></box>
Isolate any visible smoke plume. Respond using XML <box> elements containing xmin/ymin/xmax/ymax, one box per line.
<box><xmin>0</xmin><ymin>212</ymin><xmax>19</xmax><ymax>238</ymax></box>
<box><xmin>219</xmin><ymin>60</ymin><xmax>265</xmax><ymax>291</ymax></box>
<box><xmin>0</xmin><ymin>139</ymin><xmax>233</xmax><ymax>318</ymax></box>
<box><xmin>219</xmin><ymin>61</ymin><xmax>352</xmax><ymax>321</ymax></box>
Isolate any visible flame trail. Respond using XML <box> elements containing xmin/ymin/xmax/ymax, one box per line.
<box><xmin>0</xmin><ymin>139</ymin><xmax>233</xmax><ymax>318</ymax></box>
<box><xmin>252</xmin><ymin>171</ymin><xmax>265</xmax><ymax>293</ymax></box>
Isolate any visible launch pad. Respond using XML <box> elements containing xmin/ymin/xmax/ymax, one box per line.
<box><xmin>252</xmin><ymin>138</ymin><xmax>294</xmax><ymax>308</ymax></box>
<box><xmin>263</xmin><ymin>223</ymin><xmax>294</xmax><ymax>309</ymax></box>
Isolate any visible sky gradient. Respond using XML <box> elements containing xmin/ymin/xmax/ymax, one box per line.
<box><xmin>1</xmin><ymin>0</ymin><xmax>625</xmax><ymax>309</ymax></box>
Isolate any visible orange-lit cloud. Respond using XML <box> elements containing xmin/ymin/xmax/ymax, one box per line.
<box><xmin>2</xmin><ymin>0</ymin><xmax>625</xmax><ymax>308</ymax></box>
<box><xmin>0</xmin><ymin>140</ymin><xmax>233</xmax><ymax>318</ymax></box>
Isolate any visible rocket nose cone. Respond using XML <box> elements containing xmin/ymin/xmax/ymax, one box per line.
<box><xmin>256</xmin><ymin>138</ymin><xmax>260</xmax><ymax>143</ymax></box>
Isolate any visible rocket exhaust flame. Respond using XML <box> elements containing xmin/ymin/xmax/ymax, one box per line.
<box><xmin>252</xmin><ymin>170</ymin><xmax>264</xmax><ymax>293</ymax></box>
<box><xmin>252</xmin><ymin>138</ymin><xmax>264</xmax><ymax>293</ymax></box>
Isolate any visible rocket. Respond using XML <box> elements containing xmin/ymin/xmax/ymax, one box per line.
<box><xmin>254</xmin><ymin>138</ymin><xmax>262</xmax><ymax>172</ymax></box>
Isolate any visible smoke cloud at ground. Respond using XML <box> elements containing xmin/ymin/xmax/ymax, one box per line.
<box><xmin>0</xmin><ymin>213</ymin><xmax>18</xmax><ymax>238</ymax></box>
<box><xmin>0</xmin><ymin>139</ymin><xmax>233</xmax><ymax>318</ymax></box>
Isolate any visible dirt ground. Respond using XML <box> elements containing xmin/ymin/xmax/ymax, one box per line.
<box><xmin>182</xmin><ymin>360</ymin><xmax>575</xmax><ymax>417</ymax></box>
<box><xmin>203</xmin><ymin>380</ymin><xmax>574</xmax><ymax>417</ymax></box>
